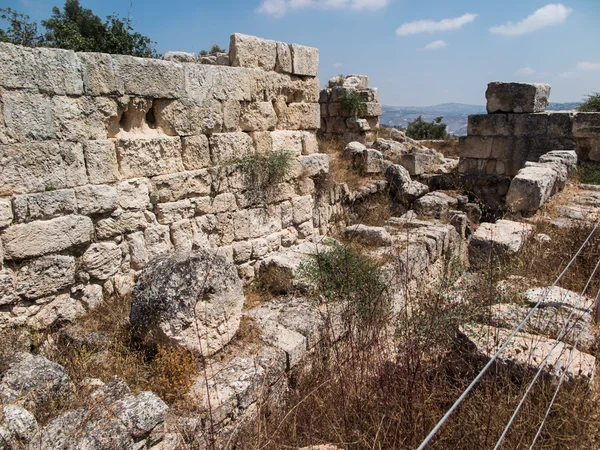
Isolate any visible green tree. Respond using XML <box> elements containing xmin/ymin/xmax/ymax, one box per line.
<box><xmin>405</xmin><ymin>115</ymin><xmax>448</xmax><ymax>140</ymax></box>
<box><xmin>0</xmin><ymin>8</ymin><xmax>40</xmax><ymax>47</ymax></box>
<box><xmin>0</xmin><ymin>1</ymin><xmax>157</xmax><ymax>57</ymax></box>
<box><xmin>578</xmin><ymin>93</ymin><xmax>600</xmax><ymax>112</ymax></box>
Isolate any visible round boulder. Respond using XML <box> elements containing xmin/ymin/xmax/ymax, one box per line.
<box><xmin>130</xmin><ymin>249</ymin><xmax>244</xmax><ymax>356</ymax></box>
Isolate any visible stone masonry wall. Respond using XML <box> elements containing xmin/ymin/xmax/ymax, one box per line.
<box><xmin>458</xmin><ymin>82</ymin><xmax>600</xmax><ymax>212</ymax></box>
<box><xmin>319</xmin><ymin>75</ymin><xmax>382</xmax><ymax>145</ymax></box>
<box><xmin>0</xmin><ymin>33</ymin><xmax>328</xmax><ymax>330</ymax></box>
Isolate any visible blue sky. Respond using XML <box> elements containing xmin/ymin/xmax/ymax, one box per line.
<box><xmin>5</xmin><ymin>0</ymin><xmax>599</xmax><ymax>106</ymax></box>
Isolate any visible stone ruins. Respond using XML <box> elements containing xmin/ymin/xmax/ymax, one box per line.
<box><xmin>0</xmin><ymin>32</ymin><xmax>599</xmax><ymax>449</ymax></box>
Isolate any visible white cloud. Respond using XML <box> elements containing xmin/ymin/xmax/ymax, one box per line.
<box><xmin>396</xmin><ymin>13</ymin><xmax>477</xmax><ymax>36</ymax></box>
<box><xmin>576</xmin><ymin>61</ymin><xmax>600</xmax><ymax>72</ymax></box>
<box><xmin>489</xmin><ymin>3</ymin><xmax>572</xmax><ymax>37</ymax></box>
<box><xmin>559</xmin><ymin>71</ymin><xmax>577</xmax><ymax>79</ymax></box>
<box><xmin>515</xmin><ymin>66</ymin><xmax>536</xmax><ymax>76</ymax></box>
<box><xmin>333</xmin><ymin>62</ymin><xmax>343</xmax><ymax>68</ymax></box>
<box><xmin>258</xmin><ymin>0</ymin><xmax>389</xmax><ymax>17</ymax></box>
<box><xmin>418</xmin><ymin>40</ymin><xmax>447</xmax><ymax>51</ymax></box>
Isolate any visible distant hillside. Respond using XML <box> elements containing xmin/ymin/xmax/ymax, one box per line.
<box><xmin>381</xmin><ymin>102</ymin><xmax>580</xmax><ymax>136</ymax></box>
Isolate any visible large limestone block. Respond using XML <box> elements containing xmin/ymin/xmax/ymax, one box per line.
<box><xmin>469</xmin><ymin>220</ymin><xmax>533</xmax><ymax>268</ymax></box>
<box><xmin>116</xmin><ymin>137</ymin><xmax>184</xmax><ymax>178</ymax></box>
<box><xmin>156</xmin><ymin>200</ymin><xmax>195</xmax><ymax>225</ymax></box>
<box><xmin>276</xmin><ymin>41</ymin><xmax>292</xmax><ymax>73</ymax></box>
<box><xmin>229</xmin><ymin>33</ymin><xmax>277</xmax><ymax>71</ymax></box>
<box><xmin>239</xmin><ymin>102</ymin><xmax>278</xmax><ymax>131</ymax></box>
<box><xmin>0</xmin><ymin>43</ymin><xmax>37</xmax><ymax>90</ymax></box>
<box><xmin>75</xmin><ymin>185</ymin><xmax>119</xmax><ymax>215</ymax></box>
<box><xmin>82</xmin><ymin>242</ymin><xmax>122</xmax><ymax>280</ymax></box>
<box><xmin>344</xmin><ymin>224</ymin><xmax>392</xmax><ymax>247</ymax></box>
<box><xmin>0</xmin><ymin>269</ymin><xmax>18</xmax><ymax>305</ymax></box>
<box><xmin>298</xmin><ymin>154</ymin><xmax>329</xmax><ymax>177</ymax></box>
<box><xmin>271</xmin><ymin>130</ymin><xmax>304</xmax><ymax>155</ymax></box>
<box><xmin>467</xmin><ymin>114</ymin><xmax>512</xmax><ymax>136</ymax></box>
<box><xmin>154</xmin><ymin>98</ymin><xmax>223</xmax><ymax>135</ymax></box>
<box><xmin>1</xmin><ymin>215</ymin><xmax>93</xmax><ymax>260</ymax></box>
<box><xmin>290</xmin><ymin>43</ymin><xmax>319</xmax><ymax>77</ymax></box>
<box><xmin>572</xmin><ymin>112</ymin><xmax>600</xmax><ymax>137</ymax></box>
<box><xmin>150</xmin><ymin>169</ymin><xmax>212</xmax><ymax>203</ymax></box>
<box><xmin>126</xmin><ymin>231</ymin><xmax>149</xmax><ymax>270</ymax></box>
<box><xmin>15</xmin><ymin>255</ymin><xmax>76</xmax><ymax>300</ymax></box>
<box><xmin>78</xmin><ymin>52</ymin><xmax>118</xmax><ymax>96</ymax></box>
<box><xmin>181</xmin><ymin>135</ymin><xmax>211</xmax><ymax>170</ymax></box>
<box><xmin>12</xmin><ymin>189</ymin><xmax>77</xmax><ymax>222</ymax></box>
<box><xmin>130</xmin><ymin>249</ymin><xmax>245</xmax><ymax>356</ymax></box>
<box><xmin>0</xmin><ymin>200</ymin><xmax>13</xmax><ymax>228</ymax></box>
<box><xmin>95</xmin><ymin>210</ymin><xmax>149</xmax><ymax>240</ymax></box>
<box><xmin>232</xmin><ymin>207</ymin><xmax>282</xmax><ymax>241</ymax></box>
<box><xmin>2</xmin><ymin>91</ymin><xmax>55</xmax><ymax>142</ymax></box>
<box><xmin>52</xmin><ymin>96</ymin><xmax>119</xmax><ymax>141</ymax></box>
<box><xmin>35</xmin><ymin>47</ymin><xmax>84</xmax><ymax>96</ymax></box>
<box><xmin>112</xmin><ymin>54</ymin><xmax>185</xmax><ymax>98</ymax></box>
<box><xmin>209</xmin><ymin>132</ymin><xmax>254</xmax><ymax>165</ymax></box>
<box><xmin>0</xmin><ymin>142</ymin><xmax>88</xmax><ymax>196</ymax></box>
<box><xmin>117</xmin><ymin>178</ymin><xmax>151</xmax><ymax>210</ymax></box>
<box><xmin>286</xmin><ymin>103</ymin><xmax>321</xmax><ymax>130</ymax></box>
<box><xmin>83</xmin><ymin>140</ymin><xmax>120</xmax><ymax>184</ymax></box>
<box><xmin>506</xmin><ymin>164</ymin><xmax>560</xmax><ymax>215</ymax></box>
<box><xmin>184</xmin><ymin>64</ymin><xmax>254</xmax><ymax>102</ymax></box>
<box><xmin>486</xmin><ymin>82</ymin><xmax>551</xmax><ymax>114</ymax></box>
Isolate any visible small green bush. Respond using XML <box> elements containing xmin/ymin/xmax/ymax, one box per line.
<box><xmin>340</xmin><ymin>89</ymin><xmax>367</xmax><ymax>117</ymax></box>
<box><xmin>299</xmin><ymin>241</ymin><xmax>389</xmax><ymax>327</ymax></box>
<box><xmin>232</xmin><ymin>150</ymin><xmax>295</xmax><ymax>190</ymax></box>
<box><xmin>578</xmin><ymin>92</ymin><xmax>600</xmax><ymax>112</ymax></box>
<box><xmin>406</xmin><ymin>115</ymin><xmax>448</xmax><ymax>140</ymax></box>
<box><xmin>199</xmin><ymin>44</ymin><xmax>226</xmax><ymax>57</ymax></box>
<box><xmin>577</xmin><ymin>162</ymin><xmax>600</xmax><ymax>185</ymax></box>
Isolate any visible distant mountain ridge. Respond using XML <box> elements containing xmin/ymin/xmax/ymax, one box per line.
<box><xmin>381</xmin><ymin>102</ymin><xmax>581</xmax><ymax>136</ymax></box>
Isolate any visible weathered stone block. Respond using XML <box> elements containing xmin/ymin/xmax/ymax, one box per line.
<box><xmin>117</xmin><ymin>178</ymin><xmax>151</xmax><ymax>210</ymax></box>
<box><xmin>298</xmin><ymin>154</ymin><xmax>329</xmax><ymax>177</ymax></box>
<box><xmin>0</xmin><ymin>142</ymin><xmax>88</xmax><ymax>196</ymax></box>
<box><xmin>95</xmin><ymin>210</ymin><xmax>149</xmax><ymax>239</ymax></box>
<box><xmin>240</xmin><ymin>102</ymin><xmax>278</xmax><ymax>131</ymax></box>
<box><xmin>469</xmin><ymin>220</ymin><xmax>534</xmax><ymax>268</ymax></box>
<box><xmin>510</xmin><ymin>113</ymin><xmax>549</xmax><ymax>136</ymax></box>
<box><xmin>506</xmin><ymin>164</ymin><xmax>561</xmax><ymax>215</ymax></box>
<box><xmin>144</xmin><ymin>224</ymin><xmax>173</xmax><ymax>260</ymax></box>
<box><xmin>575</xmin><ymin>137</ymin><xmax>600</xmax><ymax>162</ymax></box>
<box><xmin>75</xmin><ymin>185</ymin><xmax>119</xmax><ymax>215</ymax></box>
<box><xmin>82</xmin><ymin>242</ymin><xmax>122</xmax><ymax>280</ymax></box>
<box><xmin>156</xmin><ymin>200</ymin><xmax>195</xmax><ymax>225</ymax></box>
<box><xmin>53</xmin><ymin>96</ymin><xmax>119</xmax><ymax>141</ymax></box>
<box><xmin>572</xmin><ymin>112</ymin><xmax>600</xmax><ymax>138</ymax></box>
<box><xmin>362</xmin><ymin>149</ymin><xmax>383</xmax><ymax>174</ymax></box>
<box><xmin>467</xmin><ymin>114</ymin><xmax>512</xmax><ymax>136</ymax></box>
<box><xmin>270</xmin><ymin>130</ymin><xmax>304</xmax><ymax>155</ymax></box>
<box><xmin>0</xmin><ymin>200</ymin><xmax>13</xmax><ymax>228</ymax></box>
<box><xmin>12</xmin><ymin>189</ymin><xmax>76</xmax><ymax>222</ymax></box>
<box><xmin>286</xmin><ymin>103</ymin><xmax>320</xmax><ymax>130</ymax></box>
<box><xmin>291</xmin><ymin>196</ymin><xmax>313</xmax><ymax>225</ymax></box>
<box><xmin>150</xmin><ymin>169</ymin><xmax>212</xmax><ymax>203</ymax></box>
<box><xmin>290</xmin><ymin>43</ymin><xmax>318</xmax><ymax>77</ymax></box>
<box><xmin>84</xmin><ymin>140</ymin><xmax>120</xmax><ymax>184</ymax></box>
<box><xmin>112</xmin><ymin>55</ymin><xmax>185</xmax><ymax>98</ymax></box>
<box><xmin>0</xmin><ymin>43</ymin><xmax>37</xmax><ymax>90</ymax></box>
<box><xmin>0</xmin><ymin>269</ymin><xmax>17</xmax><ymax>305</ymax></box>
<box><xmin>126</xmin><ymin>231</ymin><xmax>149</xmax><ymax>270</ymax></box>
<box><xmin>362</xmin><ymin>102</ymin><xmax>382</xmax><ymax>117</ymax></box>
<box><xmin>15</xmin><ymin>255</ymin><xmax>76</xmax><ymax>299</ymax></box>
<box><xmin>209</xmin><ymin>132</ymin><xmax>254</xmax><ymax>165</ymax></box>
<box><xmin>222</xmin><ymin>100</ymin><xmax>241</xmax><ymax>132</ymax></box>
<box><xmin>78</xmin><ymin>52</ymin><xmax>118</xmax><ymax>96</ymax></box>
<box><xmin>154</xmin><ymin>98</ymin><xmax>223</xmax><ymax>135</ymax></box>
<box><xmin>3</xmin><ymin>91</ymin><xmax>55</xmax><ymax>142</ymax></box>
<box><xmin>170</xmin><ymin>219</ymin><xmax>194</xmax><ymax>253</ymax></box>
<box><xmin>184</xmin><ymin>64</ymin><xmax>254</xmax><ymax>102</ymax></box>
<box><xmin>229</xmin><ymin>33</ymin><xmax>277</xmax><ymax>71</ymax></box>
<box><xmin>116</xmin><ymin>137</ymin><xmax>183</xmax><ymax>178</ymax></box>
<box><xmin>35</xmin><ymin>47</ymin><xmax>84</xmax><ymax>96</ymax></box>
<box><xmin>486</xmin><ymin>82</ymin><xmax>551</xmax><ymax>114</ymax></box>
<box><xmin>275</xmin><ymin>42</ymin><xmax>292</xmax><ymax>73</ymax></box>
<box><xmin>2</xmin><ymin>215</ymin><xmax>93</xmax><ymax>260</ymax></box>
<box><xmin>232</xmin><ymin>207</ymin><xmax>282</xmax><ymax>241</ymax></box>
<box><xmin>250</xmin><ymin>131</ymin><xmax>273</xmax><ymax>154</ymax></box>
<box><xmin>302</xmin><ymin>131</ymin><xmax>319</xmax><ymax>155</ymax></box>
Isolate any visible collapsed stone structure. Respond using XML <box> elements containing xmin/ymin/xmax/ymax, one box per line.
<box><xmin>319</xmin><ymin>74</ymin><xmax>382</xmax><ymax>144</ymax></box>
<box><xmin>0</xmin><ymin>33</ymin><xmax>329</xmax><ymax>331</ymax></box>
<box><xmin>459</xmin><ymin>81</ymin><xmax>600</xmax><ymax>212</ymax></box>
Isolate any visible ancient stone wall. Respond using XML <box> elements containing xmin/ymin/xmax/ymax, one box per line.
<box><xmin>458</xmin><ymin>82</ymin><xmax>600</xmax><ymax>212</ymax></box>
<box><xmin>0</xmin><ymin>34</ymin><xmax>328</xmax><ymax>330</ymax></box>
<box><xmin>319</xmin><ymin>75</ymin><xmax>381</xmax><ymax>145</ymax></box>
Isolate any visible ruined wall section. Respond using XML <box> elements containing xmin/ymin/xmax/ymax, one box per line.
<box><xmin>319</xmin><ymin>75</ymin><xmax>381</xmax><ymax>145</ymax></box>
<box><xmin>0</xmin><ymin>34</ymin><xmax>327</xmax><ymax>330</ymax></box>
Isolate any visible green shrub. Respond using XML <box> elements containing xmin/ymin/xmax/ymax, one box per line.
<box><xmin>232</xmin><ymin>150</ymin><xmax>295</xmax><ymax>190</ymax></box>
<box><xmin>299</xmin><ymin>241</ymin><xmax>389</xmax><ymax>327</ymax></box>
<box><xmin>406</xmin><ymin>115</ymin><xmax>448</xmax><ymax>140</ymax></box>
<box><xmin>340</xmin><ymin>89</ymin><xmax>367</xmax><ymax>117</ymax></box>
<box><xmin>578</xmin><ymin>92</ymin><xmax>600</xmax><ymax>112</ymax></box>
<box><xmin>577</xmin><ymin>163</ymin><xmax>600</xmax><ymax>185</ymax></box>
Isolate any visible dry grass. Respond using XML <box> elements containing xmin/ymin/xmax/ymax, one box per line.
<box><xmin>318</xmin><ymin>136</ymin><xmax>372</xmax><ymax>192</ymax></box>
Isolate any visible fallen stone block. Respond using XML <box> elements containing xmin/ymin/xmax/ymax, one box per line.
<box><xmin>506</xmin><ymin>164</ymin><xmax>561</xmax><ymax>215</ymax></box>
<box><xmin>344</xmin><ymin>224</ymin><xmax>392</xmax><ymax>247</ymax></box>
<box><xmin>469</xmin><ymin>220</ymin><xmax>533</xmax><ymax>268</ymax></box>
<box><xmin>486</xmin><ymin>82</ymin><xmax>551</xmax><ymax>114</ymax></box>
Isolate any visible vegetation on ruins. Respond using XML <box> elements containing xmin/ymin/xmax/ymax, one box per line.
<box><xmin>340</xmin><ymin>89</ymin><xmax>367</xmax><ymax>117</ymax></box>
<box><xmin>0</xmin><ymin>0</ymin><xmax>157</xmax><ymax>57</ymax></box>
<box><xmin>231</xmin><ymin>149</ymin><xmax>295</xmax><ymax>191</ymax></box>
<box><xmin>199</xmin><ymin>44</ymin><xmax>227</xmax><ymax>56</ymax></box>
<box><xmin>406</xmin><ymin>115</ymin><xmax>449</xmax><ymax>139</ymax></box>
<box><xmin>577</xmin><ymin>162</ymin><xmax>600</xmax><ymax>185</ymax></box>
<box><xmin>578</xmin><ymin>92</ymin><xmax>600</xmax><ymax>112</ymax></box>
